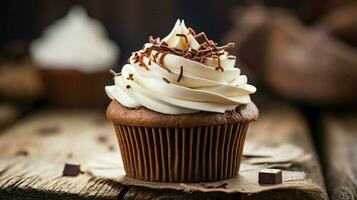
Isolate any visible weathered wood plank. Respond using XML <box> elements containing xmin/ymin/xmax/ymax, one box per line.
<box><xmin>0</xmin><ymin>105</ymin><xmax>327</xmax><ymax>200</ymax></box>
<box><xmin>323</xmin><ymin>113</ymin><xmax>357</xmax><ymax>200</ymax></box>
<box><xmin>0</xmin><ymin>110</ymin><xmax>124</xmax><ymax>200</ymax></box>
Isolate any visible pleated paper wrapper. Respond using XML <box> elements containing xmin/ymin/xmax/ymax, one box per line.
<box><xmin>114</xmin><ymin>123</ymin><xmax>249</xmax><ymax>182</ymax></box>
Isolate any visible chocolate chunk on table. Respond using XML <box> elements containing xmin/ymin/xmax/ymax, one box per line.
<box><xmin>259</xmin><ymin>169</ymin><xmax>282</xmax><ymax>185</ymax></box>
<box><xmin>63</xmin><ymin>163</ymin><xmax>81</xmax><ymax>177</ymax></box>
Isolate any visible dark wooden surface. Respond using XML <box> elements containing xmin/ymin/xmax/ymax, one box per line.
<box><xmin>323</xmin><ymin>113</ymin><xmax>357</xmax><ymax>200</ymax></box>
<box><xmin>0</xmin><ymin>105</ymin><xmax>328</xmax><ymax>200</ymax></box>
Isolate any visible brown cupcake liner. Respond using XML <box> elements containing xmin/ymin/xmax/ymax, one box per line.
<box><xmin>113</xmin><ymin>123</ymin><xmax>249</xmax><ymax>182</ymax></box>
<box><xmin>39</xmin><ymin>68</ymin><xmax>110</xmax><ymax>108</ymax></box>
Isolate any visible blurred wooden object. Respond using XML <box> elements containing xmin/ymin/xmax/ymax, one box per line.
<box><xmin>323</xmin><ymin>113</ymin><xmax>357</xmax><ymax>200</ymax></box>
<box><xmin>296</xmin><ymin>0</ymin><xmax>355</xmax><ymax>23</ymax></box>
<box><xmin>0</xmin><ymin>105</ymin><xmax>327</xmax><ymax>199</ymax></box>
<box><xmin>265</xmin><ymin>10</ymin><xmax>357</xmax><ymax>105</ymax></box>
<box><xmin>224</xmin><ymin>6</ymin><xmax>270</xmax><ymax>84</ymax></box>
<box><xmin>315</xmin><ymin>1</ymin><xmax>357</xmax><ymax>45</ymax></box>
<box><xmin>0</xmin><ymin>103</ymin><xmax>19</xmax><ymax>130</ymax></box>
<box><xmin>0</xmin><ymin>60</ymin><xmax>42</xmax><ymax>102</ymax></box>
<box><xmin>225</xmin><ymin>6</ymin><xmax>357</xmax><ymax>105</ymax></box>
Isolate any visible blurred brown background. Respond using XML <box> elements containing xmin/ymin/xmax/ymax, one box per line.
<box><xmin>0</xmin><ymin>1</ymin><xmax>356</xmax><ymax>199</ymax></box>
<box><xmin>1</xmin><ymin>0</ymin><xmax>357</xmax><ymax>108</ymax></box>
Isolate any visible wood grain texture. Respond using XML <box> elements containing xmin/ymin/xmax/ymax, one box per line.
<box><xmin>0</xmin><ymin>105</ymin><xmax>327</xmax><ymax>200</ymax></box>
<box><xmin>323</xmin><ymin>113</ymin><xmax>357</xmax><ymax>200</ymax></box>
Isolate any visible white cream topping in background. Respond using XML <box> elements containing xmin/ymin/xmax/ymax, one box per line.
<box><xmin>106</xmin><ymin>19</ymin><xmax>256</xmax><ymax>114</ymax></box>
<box><xmin>30</xmin><ymin>6</ymin><xmax>119</xmax><ymax>72</ymax></box>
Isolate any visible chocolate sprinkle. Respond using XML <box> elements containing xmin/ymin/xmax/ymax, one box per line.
<box><xmin>163</xmin><ymin>77</ymin><xmax>170</xmax><ymax>83</ymax></box>
<box><xmin>109</xmin><ymin>69</ymin><xmax>121</xmax><ymax>77</ymax></box>
<box><xmin>177</xmin><ymin>66</ymin><xmax>184</xmax><ymax>82</ymax></box>
<box><xmin>158</xmin><ymin>53</ymin><xmax>172</xmax><ymax>73</ymax></box>
<box><xmin>176</xmin><ymin>33</ymin><xmax>189</xmax><ymax>44</ymax></box>
<box><xmin>126</xmin><ymin>85</ymin><xmax>131</xmax><ymax>89</ymax></box>
<box><xmin>127</xmin><ymin>73</ymin><xmax>134</xmax><ymax>81</ymax></box>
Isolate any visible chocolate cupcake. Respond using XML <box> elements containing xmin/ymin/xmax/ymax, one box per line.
<box><xmin>106</xmin><ymin>19</ymin><xmax>257</xmax><ymax>182</ymax></box>
<box><xmin>30</xmin><ymin>6</ymin><xmax>119</xmax><ymax>108</ymax></box>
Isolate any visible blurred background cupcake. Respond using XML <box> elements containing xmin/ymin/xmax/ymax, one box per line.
<box><xmin>30</xmin><ymin>6</ymin><xmax>119</xmax><ymax>108</ymax></box>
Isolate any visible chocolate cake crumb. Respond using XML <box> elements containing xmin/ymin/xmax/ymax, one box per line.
<box><xmin>97</xmin><ymin>135</ymin><xmax>108</xmax><ymax>143</ymax></box>
<box><xmin>37</xmin><ymin>125</ymin><xmax>60</xmax><ymax>135</ymax></box>
<box><xmin>15</xmin><ymin>149</ymin><xmax>28</xmax><ymax>156</ymax></box>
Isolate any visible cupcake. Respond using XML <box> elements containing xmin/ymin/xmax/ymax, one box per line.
<box><xmin>30</xmin><ymin>6</ymin><xmax>119</xmax><ymax>107</ymax></box>
<box><xmin>106</xmin><ymin>20</ymin><xmax>257</xmax><ymax>182</ymax></box>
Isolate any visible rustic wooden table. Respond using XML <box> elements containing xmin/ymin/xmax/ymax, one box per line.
<box><xmin>323</xmin><ymin>113</ymin><xmax>357</xmax><ymax>200</ymax></box>
<box><xmin>0</xmin><ymin>105</ymin><xmax>329</xmax><ymax>200</ymax></box>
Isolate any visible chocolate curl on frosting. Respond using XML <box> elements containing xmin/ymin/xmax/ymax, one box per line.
<box><xmin>109</xmin><ymin>69</ymin><xmax>121</xmax><ymax>77</ymax></box>
<box><xmin>176</xmin><ymin>33</ymin><xmax>189</xmax><ymax>44</ymax></box>
<box><xmin>135</xmin><ymin>28</ymin><xmax>235</xmax><ymax>72</ymax></box>
<box><xmin>177</xmin><ymin>66</ymin><xmax>184</xmax><ymax>82</ymax></box>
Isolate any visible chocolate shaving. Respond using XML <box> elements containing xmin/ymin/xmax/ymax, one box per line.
<box><xmin>109</xmin><ymin>69</ymin><xmax>121</xmax><ymax>77</ymax></box>
<box><xmin>151</xmin><ymin>44</ymin><xmax>182</xmax><ymax>55</ymax></box>
<box><xmin>163</xmin><ymin>77</ymin><xmax>170</xmax><ymax>83</ymax></box>
<box><xmin>217</xmin><ymin>43</ymin><xmax>235</xmax><ymax>50</ymax></box>
<box><xmin>213</xmin><ymin>56</ymin><xmax>224</xmax><ymax>72</ymax></box>
<box><xmin>177</xmin><ymin>66</ymin><xmax>183</xmax><ymax>82</ymax></box>
<box><xmin>130</xmin><ymin>27</ymin><xmax>235</xmax><ymax>73</ymax></box>
<box><xmin>188</xmin><ymin>27</ymin><xmax>196</xmax><ymax>36</ymax></box>
<box><xmin>176</xmin><ymin>33</ymin><xmax>188</xmax><ymax>44</ymax></box>
<box><xmin>158</xmin><ymin>53</ymin><xmax>172</xmax><ymax>73</ymax></box>
<box><xmin>194</xmin><ymin>32</ymin><xmax>209</xmax><ymax>44</ymax></box>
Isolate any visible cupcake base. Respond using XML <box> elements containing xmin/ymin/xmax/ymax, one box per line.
<box><xmin>108</xmin><ymin>101</ymin><xmax>258</xmax><ymax>183</ymax></box>
<box><xmin>115</xmin><ymin>123</ymin><xmax>248</xmax><ymax>182</ymax></box>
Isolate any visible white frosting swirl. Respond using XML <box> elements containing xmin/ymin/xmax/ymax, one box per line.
<box><xmin>106</xmin><ymin>19</ymin><xmax>256</xmax><ymax>114</ymax></box>
<box><xmin>30</xmin><ymin>6</ymin><xmax>119</xmax><ymax>72</ymax></box>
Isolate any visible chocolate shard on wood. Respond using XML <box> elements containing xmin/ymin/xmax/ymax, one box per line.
<box><xmin>62</xmin><ymin>164</ymin><xmax>81</xmax><ymax>177</ymax></box>
<box><xmin>258</xmin><ymin>169</ymin><xmax>282</xmax><ymax>185</ymax></box>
